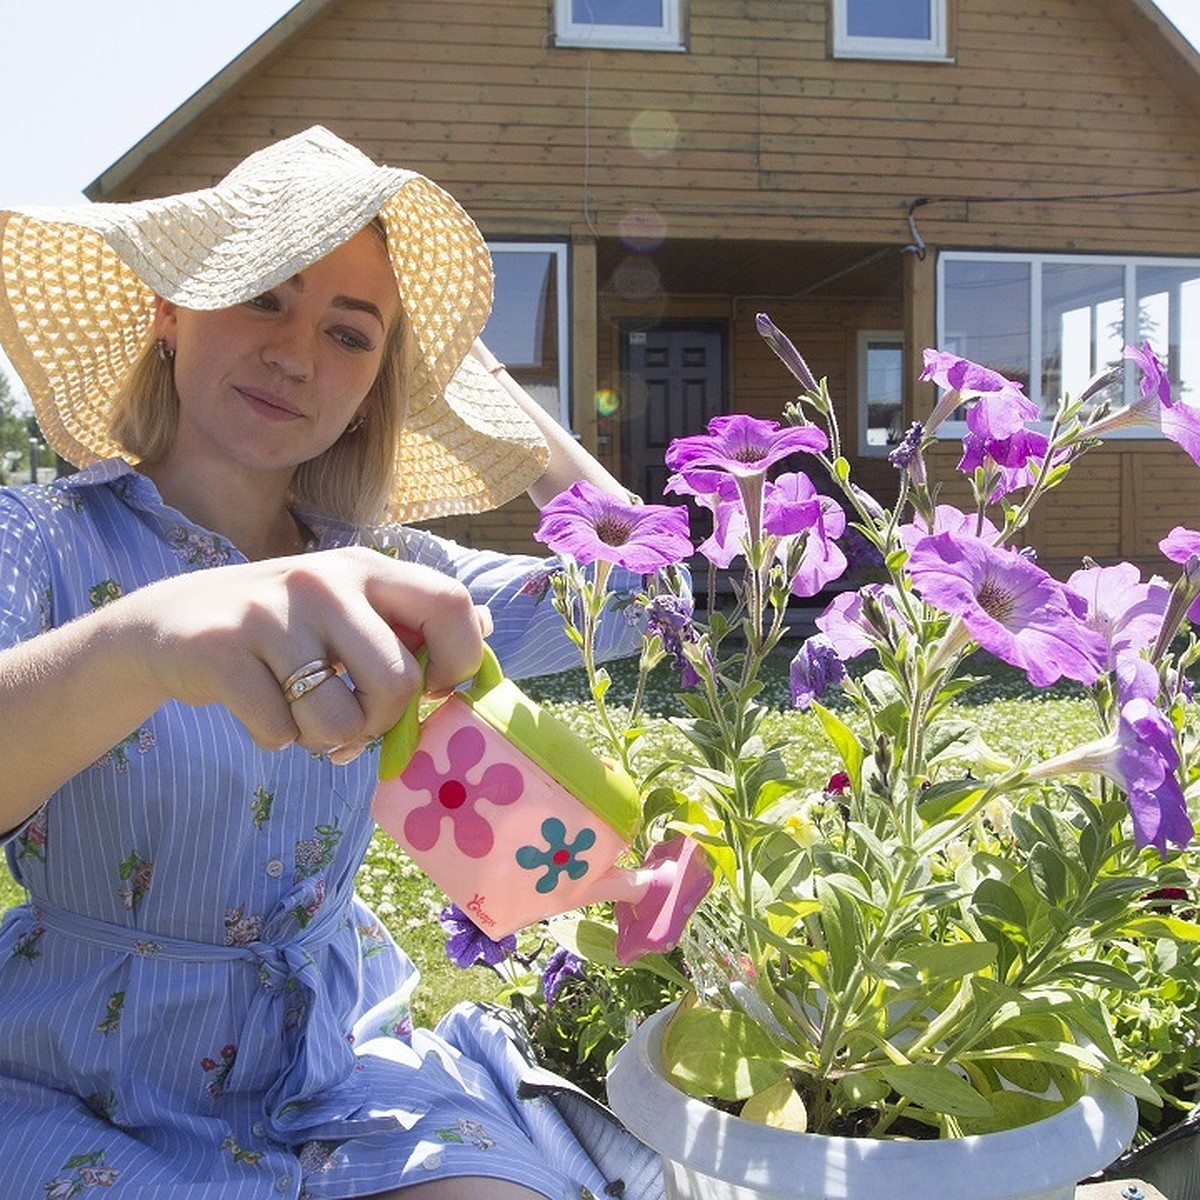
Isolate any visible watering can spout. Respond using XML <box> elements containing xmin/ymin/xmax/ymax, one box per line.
<box><xmin>588</xmin><ymin>835</ymin><xmax>713</xmax><ymax>964</ymax></box>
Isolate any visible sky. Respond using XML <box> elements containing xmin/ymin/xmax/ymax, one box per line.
<box><xmin>1</xmin><ymin>0</ymin><xmax>1199</xmax><ymax>399</ymax></box>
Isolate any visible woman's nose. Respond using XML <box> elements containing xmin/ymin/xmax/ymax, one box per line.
<box><xmin>261</xmin><ymin>320</ymin><xmax>314</xmax><ymax>380</ymax></box>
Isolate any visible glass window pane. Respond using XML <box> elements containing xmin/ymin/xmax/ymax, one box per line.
<box><xmin>1135</xmin><ymin>264</ymin><xmax>1200</xmax><ymax>408</ymax></box>
<box><xmin>572</xmin><ymin>0</ymin><xmax>663</xmax><ymax>28</ymax></box>
<box><xmin>941</xmin><ymin>259</ymin><xmax>1031</xmax><ymax>396</ymax></box>
<box><xmin>847</xmin><ymin>0</ymin><xmax>931</xmax><ymax>40</ymax></box>
<box><xmin>864</xmin><ymin>340</ymin><xmax>904</xmax><ymax>449</ymax></box>
<box><xmin>485</xmin><ymin>249</ymin><xmax>562</xmax><ymax>422</ymax></box>
<box><xmin>1041</xmin><ymin>263</ymin><xmax>1124</xmax><ymax>415</ymax></box>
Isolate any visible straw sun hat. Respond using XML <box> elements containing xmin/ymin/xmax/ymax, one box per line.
<box><xmin>0</xmin><ymin>125</ymin><xmax>549</xmax><ymax>522</ymax></box>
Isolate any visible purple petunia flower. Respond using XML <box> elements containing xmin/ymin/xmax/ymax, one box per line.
<box><xmin>439</xmin><ymin>904</ymin><xmax>517</xmax><ymax>969</ymax></box>
<box><xmin>789</xmin><ymin>635</ymin><xmax>846</xmax><ymax>710</ymax></box>
<box><xmin>645</xmin><ymin>592</ymin><xmax>705</xmax><ymax>686</ymax></box>
<box><xmin>899</xmin><ymin>504</ymin><xmax>1000</xmax><ymax>551</ymax></box>
<box><xmin>535</xmin><ymin>482</ymin><xmax>692</xmax><ymax>572</ymax></box>
<box><xmin>920</xmin><ymin>350</ymin><xmax>1033</xmax><ymax>410</ymax></box>
<box><xmin>907</xmin><ymin>530</ymin><xmax>1107</xmax><ymax>687</ymax></box>
<box><xmin>1159</xmin><ymin>526</ymin><xmax>1200</xmax><ymax>622</ymax></box>
<box><xmin>665</xmin><ymin>413</ymin><xmax>828</xmax><ymax>480</ymax></box>
<box><xmin>816</xmin><ymin>585</ymin><xmax>898</xmax><ymax>660</ymax></box>
<box><xmin>541</xmin><ymin>946</ymin><xmax>586</xmax><ymax>1004</ymax></box>
<box><xmin>1065</xmin><ymin>562</ymin><xmax>1170</xmax><ymax>670</ymax></box>
<box><xmin>1031</xmin><ymin>698</ymin><xmax>1194</xmax><ymax>856</ymax></box>
<box><xmin>1090</xmin><ymin>343</ymin><xmax>1200</xmax><ymax>468</ymax></box>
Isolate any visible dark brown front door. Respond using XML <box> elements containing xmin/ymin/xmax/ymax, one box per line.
<box><xmin>620</xmin><ymin>324</ymin><xmax>726</xmax><ymax>500</ymax></box>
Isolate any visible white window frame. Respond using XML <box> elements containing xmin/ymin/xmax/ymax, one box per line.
<box><xmin>935</xmin><ymin>249</ymin><xmax>1200</xmax><ymax>441</ymax></box>
<box><xmin>483</xmin><ymin>241</ymin><xmax>573</xmax><ymax>431</ymax></box>
<box><xmin>856</xmin><ymin>330</ymin><xmax>906</xmax><ymax>457</ymax></box>
<box><xmin>554</xmin><ymin>0</ymin><xmax>684</xmax><ymax>51</ymax></box>
<box><xmin>832</xmin><ymin>0</ymin><xmax>948</xmax><ymax>61</ymax></box>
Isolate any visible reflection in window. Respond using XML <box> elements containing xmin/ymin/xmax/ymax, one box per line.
<box><xmin>857</xmin><ymin>333</ymin><xmax>905</xmax><ymax>455</ymax></box>
<box><xmin>555</xmin><ymin>0</ymin><xmax>682</xmax><ymax>49</ymax></box>
<box><xmin>484</xmin><ymin>244</ymin><xmax>570</xmax><ymax>427</ymax></box>
<box><xmin>833</xmin><ymin>0</ymin><xmax>946</xmax><ymax>59</ymax></box>
<box><xmin>938</xmin><ymin>252</ymin><xmax>1200</xmax><ymax>431</ymax></box>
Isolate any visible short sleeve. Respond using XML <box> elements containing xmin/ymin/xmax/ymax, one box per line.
<box><xmin>0</xmin><ymin>492</ymin><xmax>53</xmax><ymax>651</ymax></box>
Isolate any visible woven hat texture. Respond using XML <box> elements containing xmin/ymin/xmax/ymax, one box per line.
<box><xmin>0</xmin><ymin>125</ymin><xmax>548</xmax><ymax>522</ymax></box>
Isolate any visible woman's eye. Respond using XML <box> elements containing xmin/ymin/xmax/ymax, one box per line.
<box><xmin>333</xmin><ymin>328</ymin><xmax>374</xmax><ymax>352</ymax></box>
<box><xmin>247</xmin><ymin>293</ymin><xmax>279</xmax><ymax>311</ymax></box>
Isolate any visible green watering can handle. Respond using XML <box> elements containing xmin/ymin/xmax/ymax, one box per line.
<box><xmin>377</xmin><ymin>644</ymin><xmax>504</xmax><ymax>780</ymax></box>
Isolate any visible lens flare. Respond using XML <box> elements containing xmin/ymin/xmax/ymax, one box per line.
<box><xmin>629</xmin><ymin>109</ymin><xmax>679</xmax><ymax>157</ymax></box>
<box><xmin>595</xmin><ymin>389</ymin><xmax>620</xmax><ymax>417</ymax></box>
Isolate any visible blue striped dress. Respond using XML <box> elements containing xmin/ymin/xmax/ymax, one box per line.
<box><xmin>0</xmin><ymin>459</ymin><xmax>644</xmax><ymax>1199</ymax></box>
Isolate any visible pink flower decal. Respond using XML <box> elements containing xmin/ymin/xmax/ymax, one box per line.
<box><xmin>401</xmin><ymin>725</ymin><xmax>524</xmax><ymax>859</ymax></box>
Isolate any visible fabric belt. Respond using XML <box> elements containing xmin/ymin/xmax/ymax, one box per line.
<box><xmin>25</xmin><ymin>883</ymin><xmax>398</xmax><ymax>1146</ymax></box>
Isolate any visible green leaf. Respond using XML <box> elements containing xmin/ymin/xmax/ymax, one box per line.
<box><xmin>877</xmin><ymin>1062</ymin><xmax>994</xmax><ymax>1118</ymax></box>
<box><xmin>739</xmin><ymin>1076</ymin><xmax>808</xmax><ymax>1131</ymax></box>
<box><xmin>972</xmin><ymin>877</ymin><xmax>1029</xmax><ymax>944</ymax></box>
<box><xmin>1055</xmin><ymin>960</ymin><xmax>1140</xmax><ymax>990</ymax></box>
<box><xmin>1027</xmin><ymin>843</ymin><xmax>1070</xmax><ymax>908</ymax></box>
<box><xmin>809</xmin><ymin>702</ymin><xmax>864</xmax><ymax>791</ymax></box>
<box><xmin>1118</xmin><ymin>914</ymin><xmax>1200</xmax><ymax>942</ymax></box>
<box><xmin>814</xmin><ymin>875</ymin><xmax>862</xmax><ymax>991</ymax></box>
<box><xmin>661</xmin><ymin>1007</ymin><xmax>792</xmax><ymax>1101</ymax></box>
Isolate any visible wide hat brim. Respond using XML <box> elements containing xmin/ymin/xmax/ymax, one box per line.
<box><xmin>0</xmin><ymin>125</ymin><xmax>548</xmax><ymax>522</ymax></box>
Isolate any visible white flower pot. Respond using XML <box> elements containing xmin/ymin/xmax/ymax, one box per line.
<box><xmin>606</xmin><ymin>1006</ymin><xmax>1138</xmax><ymax>1200</ymax></box>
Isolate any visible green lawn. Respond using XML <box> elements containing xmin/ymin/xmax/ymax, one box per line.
<box><xmin>0</xmin><ymin>653</ymin><xmax>1105</xmax><ymax>1024</ymax></box>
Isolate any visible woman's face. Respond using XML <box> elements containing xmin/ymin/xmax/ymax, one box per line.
<box><xmin>154</xmin><ymin>226</ymin><xmax>400</xmax><ymax>479</ymax></box>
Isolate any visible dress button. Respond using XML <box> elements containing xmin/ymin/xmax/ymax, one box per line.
<box><xmin>252</xmin><ymin>1121</ymin><xmax>266</xmax><ymax>1139</ymax></box>
<box><xmin>275</xmin><ymin>1173</ymin><xmax>292</xmax><ymax>1193</ymax></box>
<box><xmin>422</xmin><ymin>1151</ymin><xmax>444</xmax><ymax>1170</ymax></box>
<box><xmin>265</xmin><ymin>859</ymin><xmax>284</xmax><ymax>878</ymax></box>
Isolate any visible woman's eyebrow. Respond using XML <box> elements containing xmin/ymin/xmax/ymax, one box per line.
<box><xmin>283</xmin><ymin>274</ymin><xmax>386</xmax><ymax>327</ymax></box>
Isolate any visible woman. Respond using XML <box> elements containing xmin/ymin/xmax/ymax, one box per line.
<box><xmin>0</xmin><ymin>127</ymin><xmax>647</xmax><ymax>1199</ymax></box>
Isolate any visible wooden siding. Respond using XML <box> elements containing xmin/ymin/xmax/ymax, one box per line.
<box><xmin>103</xmin><ymin>0</ymin><xmax>1200</xmax><ymax>574</ymax></box>
<box><xmin>113</xmin><ymin>0</ymin><xmax>1200</xmax><ymax>254</ymax></box>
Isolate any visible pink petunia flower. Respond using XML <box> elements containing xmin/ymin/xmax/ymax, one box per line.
<box><xmin>535</xmin><ymin>481</ymin><xmax>692</xmax><ymax>572</ymax></box>
<box><xmin>907</xmin><ymin>530</ymin><xmax>1107</xmax><ymax>687</ymax></box>
<box><xmin>1065</xmin><ymin>562</ymin><xmax>1170</xmax><ymax>670</ymax></box>
<box><xmin>665</xmin><ymin>413</ymin><xmax>828</xmax><ymax>479</ymax></box>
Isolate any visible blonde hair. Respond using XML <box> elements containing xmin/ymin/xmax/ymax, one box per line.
<box><xmin>110</xmin><ymin>224</ymin><xmax>416</xmax><ymax>528</ymax></box>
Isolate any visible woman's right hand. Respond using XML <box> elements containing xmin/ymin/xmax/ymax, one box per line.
<box><xmin>0</xmin><ymin>548</ymin><xmax>489</xmax><ymax>828</ymax></box>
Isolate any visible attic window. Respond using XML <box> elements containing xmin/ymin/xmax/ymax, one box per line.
<box><xmin>555</xmin><ymin>0</ymin><xmax>684</xmax><ymax>51</ymax></box>
<box><xmin>832</xmin><ymin>0</ymin><xmax>948</xmax><ymax>61</ymax></box>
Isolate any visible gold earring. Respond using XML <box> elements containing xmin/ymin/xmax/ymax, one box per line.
<box><xmin>345</xmin><ymin>414</ymin><xmax>367</xmax><ymax>434</ymax></box>
<box><xmin>154</xmin><ymin>338</ymin><xmax>175</xmax><ymax>362</ymax></box>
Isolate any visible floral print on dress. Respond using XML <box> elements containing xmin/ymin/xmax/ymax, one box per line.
<box><xmin>401</xmin><ymin>725</ymin><xmax>524</xmax><ymax>858</ymax></box>
<box><xmin>356</xmin><ymin>918</ymin><xmax>389</xmax><ymax>959</ymax></box>
<box><xmin>435</xmin><ymin>1117</ymin><xmax>497</xmax><ymax>1151</ymax></box>
<box><xmin>297</xmin><ymin>1139</ymin><xmax>342</xmax><ymax>1177</ymax></box>
<box><xmin>220</xmin><ymin>1135</ymin><xmax>263</xmax><ymax>1166</ymax></box>
<box><xmin>250</xmin><ymin>786</ymin><xmax>274</xmax><ymax>829</ymax></box>
<box><xmin>91</xmin><ymin>728</ymin><xmax>155</xmax><ymax>773</ymax></box>
<box><xmin>291</xmin><ymin>877</ymin><xmax>326</xmax><ymax>929</ymax></box>
<box><xmin>12</xmin><ymin>923</ymin><xmax>45</xmax><ymax>962</ymax></box>
<box><xmin>516</xmin><ymin>817</ymin><xmax>596</xmax><ymax>894</ymax></box>
<box><xmin>294</xmin><ymin>819</ymin><xmax>342</xmax><ymax>882</ymax></box>
<box><xmin>96</xmin><ymin>991</ymin><xmax>124</xmax><ymax>1036</ymax></box>
<box><xmin>87</xmin><ymin>579</ymin><xmax>122</xmax><ymax>608</ymax></box>
<box><xmin>116</xmin><ymin>851</ymin><xmax>153</xmax><ymax>911</ymax></box>
<box><xmin>200</xmin><ymin>1044</ymin><xmax>237</xmax><ymax>1099</ymax></box>
<box><xmin>224</xmin><ymin>905</ymin><xmax>264</xmax><ymax>947</ymax></box>
<box><xmin>16</xmin><ymin>807</ymin><xmax>48</xmax><ymax>862</ymax></box>
<box><xmin>167</xmin><ymin>525</ymin><xmax>234</xmax><ymax>569</ymax></box>
<box><xmin>42</xmin><ymin>1150</ymin><xmax>120</xmax><ymax>1197</ymax></box>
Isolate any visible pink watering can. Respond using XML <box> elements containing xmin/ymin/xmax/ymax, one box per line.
<box><xmin>372</xmin><ymin>645</ymin><xmax>712</xmax><ymax>962</ymax></box>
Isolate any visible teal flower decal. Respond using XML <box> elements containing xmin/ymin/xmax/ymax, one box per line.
<box><xmin>516</xmin><ymin>818</ymin><xmax>595</xmax><ymax>894</ymax></box>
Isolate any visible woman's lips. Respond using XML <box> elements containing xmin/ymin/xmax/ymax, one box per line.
<box><xmin>236</xmin><ymin>387</ymin><xmax>302</xmax><ymax>420</ymax></box>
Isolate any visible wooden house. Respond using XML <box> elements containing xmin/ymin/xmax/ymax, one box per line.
<box><xmin>87</xmin><ymin>0</ymin><xmax>1200</xmax><ymax>578</ymax></box>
